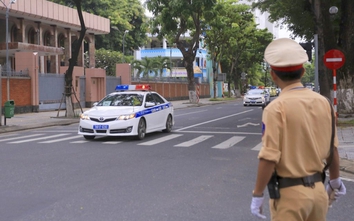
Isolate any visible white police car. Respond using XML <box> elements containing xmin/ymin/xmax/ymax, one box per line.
<box><xmin>243</xmin><ymin>89</ymin><xmax>270</xmax><ymax>107</ymax></box>
<box><xmin>78</xmin><ymin>84</ymin><xmax>174</xmax><ymax>140</ymax></box>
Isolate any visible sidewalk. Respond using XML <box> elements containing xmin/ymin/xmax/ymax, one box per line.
<box><xmin>0</xmin><ymin>98</ymin><xmax>353</xmax><ymax>175</ymax></box>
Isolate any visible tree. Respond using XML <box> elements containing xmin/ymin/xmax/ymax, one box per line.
<box><xmin>65</xmin><ymin>0</ymin><xmax>86</xmax><ymax>117</ymax></box>
<box><xmin>204</xmin><ymin>1</ymin><xmax>273</xmax><ymax>97</ymax></box>
<box><xmin>151</xmin><ymin>56</ymin><xmax>172</xmax><ymax>77</ymax></box>
<box><xmin>131</xmin><ymin>57</ymin><xmax>159</xmax><ymax>78</ymax></box>
<box><xmin>49</xmin><ymin>0</ymin><xmax>148</xmax><ymax>53</ymax></box>
<box><xmin>253</xmin><ymin>0</ymin><xmax>354</xmax><ymax>114</ymax></box>
<box><xmin>146</xmin><ymin>0</ymin><xmax>217</xmax><ymax>103</ymax></box>
<box><xmin>93</xmin><ymin>49</ymin><xmax>134</xmax><ymax>76</ymax></box>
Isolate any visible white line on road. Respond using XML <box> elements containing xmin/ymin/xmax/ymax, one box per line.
<box><xmin>174</xmin><ymin>110</ymin><xmax>207</xmax><ymax>117</ymax></box>
<box><xmin>177</xmin><ymin>130</ymin><xmax>262</xmax><ymax>135</ymax></box>
<box><xmin>212</xmin><ymin>136</ymin><xmax>245</xmax><ymax>149</ymax></box>
<box><xmin>237</xmin><ymin>122</ymin><xmax>260</xmax><ymax>128</ymax></box>
<box><xmin>138</xmin><ymin>134</ymin><xmax>183</xmax><ymax>146</ymax></box>
<box><xmin>251</xmin><ymin>142</ymin><xmax>263</xmax><ymax>151</ymax></box>
<box><xmin>103</xmin><ymin>141</ymin><xmax>122</xmax><ymax>144</ymax></box>
<box><xmin>0</xmin><ymin>134</ymin><xmax>44</xmax><ymax>142</ymax></box>
<box><xmin>175</xmin><ymin>109</ymin><xmax>254</xmax><ymax>132</ymax></box>
<box><xmin>0</xmin><ymin>133</ymin><xmax>18</xmax><ymax>139</ymax></box>
<box><xmin>39</xmin><ymin>135</ymin><xmax>82</xmax><ymax>143</ymax></box>
<box><xmin>174</xmin><ymin>135</ymin><xmax>213</xmax><ymax>147</ymax></box>
<box><xmin>70</xmin><ymin>140</ymin><xmax>88</xmax><ymax>144</ymax></box>
<box><xmin>9</xmin><ymin>134</ymin><xmax>69</xmax><ymax>144</ymax></box>
<box><xmin>341</xmin><ymin>177</ymin><xmax>354</xmax><ymax>182</ymax></box>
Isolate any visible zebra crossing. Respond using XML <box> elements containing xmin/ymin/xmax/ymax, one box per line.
<box><xmin>0</xmin><ymin>132</ymin><xmax>263</xmax><ymax>150</ymax></box>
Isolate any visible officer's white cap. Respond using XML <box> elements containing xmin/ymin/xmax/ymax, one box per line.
<box><xmin>264</xmin><ymin>38</ymin><xmax>308</xmax><ymax>71</ymax></box>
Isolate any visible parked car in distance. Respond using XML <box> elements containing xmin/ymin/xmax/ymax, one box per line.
<box><xmin>243</xmin><ymin>89</ymin><xmax>270</xmax><ymax>107</ymax></box>
<box><xmin>78</xmin><ymin>84</ymin><xmax>174</xmax><ymax>140</ymax></box>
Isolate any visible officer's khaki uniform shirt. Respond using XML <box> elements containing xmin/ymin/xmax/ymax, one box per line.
<box><xmin>258</xmin><ymin>82</ymin><xmax>338</xmax><ymax>178</ymax></box>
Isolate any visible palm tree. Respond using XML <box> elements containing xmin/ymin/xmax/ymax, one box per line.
<box><xmin>151</xmin><ymin>56</ymin><xmax>171</xmax><ymax>77</ymax></box>
<box><xmin>131</xmin><ymin>57</ymin><xmax>159</xmax><ymax>78</ymax></box>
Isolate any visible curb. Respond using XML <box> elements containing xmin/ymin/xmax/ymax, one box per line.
<box><xmin>339</xmin><ymin>158</ymin><xmax>354</xmax><ymax>175</ymax></box>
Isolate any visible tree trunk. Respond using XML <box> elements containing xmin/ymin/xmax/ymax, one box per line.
<box><xmin>337</xmin><ymin>0</ymin><xmax>354</xmax><ymax>115</ymax></box>
<box><xmin>311</xmin><ymin>0</ymin><xmax>337</xmax><ymax>100</ymax></box>
<box><xmin>64</xmin><ymin>0</ymin><xmax>86</xmax><ymax>117</ymax></box>
<box><xmin>177</xmin><ymin>43</ymin><xmax>197</xmax><ymax>103</ymax></box>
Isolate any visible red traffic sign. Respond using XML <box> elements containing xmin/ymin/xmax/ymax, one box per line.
<box><xmin>323</xmin><ymin>49</ymin><xmax>345</xmax><ymax>69</ymax></box>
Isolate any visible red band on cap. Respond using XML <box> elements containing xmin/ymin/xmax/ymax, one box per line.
<box><xmin>271</xmin><ymin>64</ymin><xmax>303</xmax><ymax>72</ymax></box>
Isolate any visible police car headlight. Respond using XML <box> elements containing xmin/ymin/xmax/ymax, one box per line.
<box><xmin>118</xmin><ymin>113</ymin><xmax>136</xmax><ymax>120</ymax></box>
<box><xmin>80</xmin><ymin>114</ymin><xmax>90</xmax><ymax>120</ymax></box>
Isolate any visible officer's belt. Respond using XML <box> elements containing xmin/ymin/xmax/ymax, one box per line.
<box><xmin>278</xmin><ymin>172</ymin><xmax>323</xmax><ymax>188</ymax></box>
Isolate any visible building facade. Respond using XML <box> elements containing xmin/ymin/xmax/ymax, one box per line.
<box><xmin>0</xmin><ymin>0</ymin><xmax>110</xmax><ymax>73</ymax></box>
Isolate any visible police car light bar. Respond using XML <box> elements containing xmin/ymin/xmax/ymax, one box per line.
<box><xmin>115</xmin><ymin>84</ymin><xmax>151</xmax><ymax>91</ymax></box>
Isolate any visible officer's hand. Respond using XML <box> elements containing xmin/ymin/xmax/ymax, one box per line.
<box><xmin>326</xmin><ymin>177</ymin><xmax>346</xmax><ymax>204</ymax></box>
<box><xmin>250</xmin><ymin>196</ymin><xmax>267</xmax><ymax>219</ymax></box>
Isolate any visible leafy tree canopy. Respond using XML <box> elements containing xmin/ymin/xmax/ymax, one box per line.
<box><xmin>48</xmin><ymin>0</ymin><xmax>149</xmax><ymax>52</ymax></box>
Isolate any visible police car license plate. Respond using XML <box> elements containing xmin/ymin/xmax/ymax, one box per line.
<box><xmin>250</xmin><ymin>101</ymin><xmax>256</xmax><ymax>103</ymax></box>
<box><xmin>93</xmin><ymin>125</ymin><xmax>109</xmax><ymax>130</ymax></box>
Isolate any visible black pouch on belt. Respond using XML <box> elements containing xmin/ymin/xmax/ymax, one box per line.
<box><xmin>267</xmin><ymin>171</ymin><xmax>280</xmax><ymax>199</ymax></box>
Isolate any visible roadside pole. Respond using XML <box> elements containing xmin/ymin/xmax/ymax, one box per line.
<box><xmin>323</xmin><ymin>49</ymin><xmax>346</xmax><ymax>117</ymax></box>
<box><xmin>314</xmin><ymin>34</ymin><xmax>319</xmax><ymax>92</ymax></box>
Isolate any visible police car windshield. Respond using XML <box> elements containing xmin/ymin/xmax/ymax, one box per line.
<box><xmin>247</xmin><ymin>89</ymin><xmax>265</xmax><ymax>95</ymax></box>
<box><xmin>97</xmin><ymin>94</ymin><xmax>143</xmax><ymax>106</ymax></box>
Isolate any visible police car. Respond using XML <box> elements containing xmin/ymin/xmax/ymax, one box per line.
<box><xmin>243</xmin><ymin>89</ymin><xmax>270</xmax><ymax>107</ymax></box>
<box><xmin>78</xmin><ymin>84</ymin><xmax>174</xmax><ymax>140</ymax></box>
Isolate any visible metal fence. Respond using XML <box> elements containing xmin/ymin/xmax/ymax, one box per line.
<box><xmin>132</xmin><ymin>77</ymin><xmax>209</xmax><ymax>83</ymax></box>
<box><xmin>0</xmin><ymin>69</ymin><xmax>30</xmax><ymax>77</ymax></box>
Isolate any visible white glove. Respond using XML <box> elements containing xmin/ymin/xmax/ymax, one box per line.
<box><xmin>250</xmin><ymin>196</ymin><xmax>267</xmax><ymax>219</ymax></box>
<box><xmin>326</xmin><ymin>177</ymin><xmax>346</xmax><ymax>205</ymax></box>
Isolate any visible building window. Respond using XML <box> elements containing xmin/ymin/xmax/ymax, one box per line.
<box><xmin>43</xmin><ymin>31</ymin><xmax>51</xmax><ymax>46</ymax></box>
<box><xmin>28</xmin><ymin>28</ymin><xmax>36</xmax><ymax>44</ymax></box>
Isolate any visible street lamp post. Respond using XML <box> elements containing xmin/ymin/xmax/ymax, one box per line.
<box><xmin>0</xmin><ymin>0</ymin><xmax>16</xmax><ymax>125</ymax></box>
<box><xmin>122</xmin><ymin>30</ymin><xmax>128</xmax><ymax>62</ymax></box>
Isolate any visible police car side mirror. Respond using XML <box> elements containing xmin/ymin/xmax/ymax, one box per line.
<box><xmin>92</xmin><ymin>102</ymin><xmax>98</xmax><ymax>107</ymax></box>
<box><xmin>145</xmin><ymin>102</ymin><xmax>155</xmax><ymax>108</ymax></box>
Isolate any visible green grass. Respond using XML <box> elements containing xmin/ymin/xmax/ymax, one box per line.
<box><xmin>337</xmin><ymin>119</ymin><xmax>354</xmax><ymax>127</ymax></box>
<box><xmin>209</xmin><ymin>97</ymin><xmax>236</xmax><ymax>101</ymax></box>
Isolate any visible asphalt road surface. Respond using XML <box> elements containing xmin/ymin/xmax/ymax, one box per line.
<box><xmin>0</xmin><ymin>100</ymin><xmax>353</xmax><ymax>221</ymax></box>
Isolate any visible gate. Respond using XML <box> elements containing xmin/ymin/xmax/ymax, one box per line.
<box><xmin>106</xmin><ymin>76</ymin><xmax>121</xmax><ymax>94</ymax></box>
<box><xmin>38</xmin><ymin>73</ymin><xmax>65</xmax><ymax>111</ymax></box>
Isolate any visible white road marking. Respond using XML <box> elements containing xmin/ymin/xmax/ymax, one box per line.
<box><xmin>39</xmin><ymin>135</ymin><xmax>82</xmax><ymax>143</ymax></box>
<box><xmin>174</xmin><ymin>110</ymin><xmax>207</xmax><ymax>117</ymax></box>
<box><xmin>70</xmin><ymin>140</ymin><xmax>88</xmax><ymax>143</ymax></box>
<box><xmin>252</xmin><ymin>142</ymin><xmax>263</xmax><ymax>151</ymax></box>
<box><xmin>0</xmin><ymin>134</ymin><xmax>44</xmax><ymax>142</ymax></box>
<box><xmin>175</xmin><ymin>109</ymin><xmax>254</xmax><ymax>132</ymax></box>
<box><xmin>174</xmin><ymin>135</ymin><xmax>213</xmax><ymax>147</ymax></box>
<box><xmin>237</xmin><ymin>122</ymin><xmax>260</xmax><ymax>128</ymax></box>
<box><xmin>138</xmin><ymin>134</ymin><xmax>183</xmax><ymax>146</ymax></box>
<box><xmin>0</xmin><ymin>133</ymin><xmax>18</xmax><ymax>139</ymax></box>
<box><xmin>103</xmin><ymin>141</ymin><xmax>122</xmax><ymax>144</ymax></box>
<box><xmin>341</xmin><ymin>177</ymin><xmax>354</xmax><ymax>182</ymax></box>
<box><xmin>178</xmin><ymin>130</ymin><xmax>262</xmax><ymax>135</ymax></box>
<box><xmin>212</xmin><ymin>136</ymin><xmax>245</xmax><ymax>149</ymax></box>
<box><xmin>8</xmin><ymin>134</ymin><xmax>69</xmax><ymax>144</ymax></box>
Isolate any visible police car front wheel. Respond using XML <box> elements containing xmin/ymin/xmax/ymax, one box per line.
<box><xmin>136</xmin><ymin>119</ymin><xmax>146</xmax><ymax>140</ymax></box>
<box><xmin>163</xmin><ymin>115</ymin><xmax>173</xmax><ymax>133</ymax></box>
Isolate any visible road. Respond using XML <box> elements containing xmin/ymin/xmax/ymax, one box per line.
<box><xmin>0</xmin><ymin>100</ymin><xmax>352</xmax><ymax>221</ymax></box>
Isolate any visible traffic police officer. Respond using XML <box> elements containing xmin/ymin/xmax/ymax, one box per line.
<box><xmin>250</xmin><ymin>38</ymin><xmax>346</xmax><ymax>220</ymax></box>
